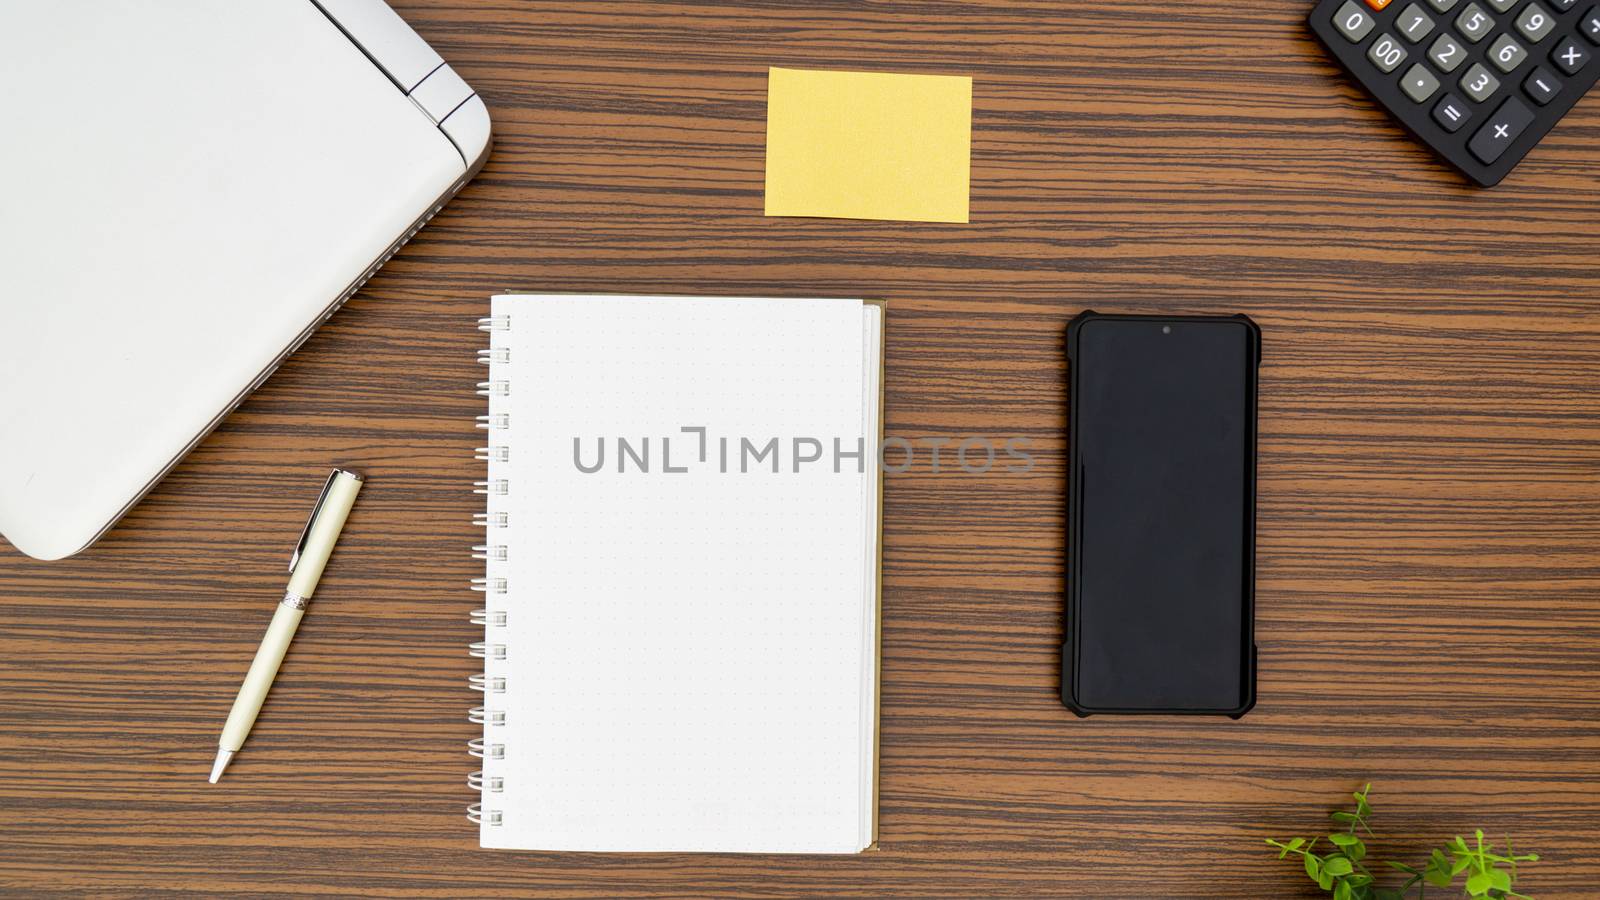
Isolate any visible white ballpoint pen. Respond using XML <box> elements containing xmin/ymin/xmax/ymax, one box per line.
<box><xmin>210</xmin><ymin>468</ymin><xmax>364</xmax><ymax>783</ymax></box>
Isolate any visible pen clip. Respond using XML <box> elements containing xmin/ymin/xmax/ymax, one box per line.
<box><xmin>290</xmin><ymin>470</ymin><xmax>342</xmax><ymax>574</ymax></box>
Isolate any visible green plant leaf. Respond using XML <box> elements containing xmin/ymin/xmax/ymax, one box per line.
<box><xmin>1263</xmin><ymin>785</ymin><xmax>1540</xmax><ymax>900</ymax></box>
<box><xmin>1269</xmin><ymin>836</ymin><xmax>1305</xmax><ymax>859</ymax></box>
<box><xmin>1385</xmin><ymin>861</ymin><xmax>1418</xmax><ymax>874</ymax></box>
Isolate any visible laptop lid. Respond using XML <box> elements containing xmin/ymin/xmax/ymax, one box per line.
<box><xmin>0</xmin><ymin>2</ymin><xmax>488</xmax><ymax>559</ymax></box>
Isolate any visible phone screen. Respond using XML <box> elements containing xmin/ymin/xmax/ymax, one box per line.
<box><xmin>1068</xmin><ymin>316</ymin><xmax>1256</xmax><ymax>713</ymax></box>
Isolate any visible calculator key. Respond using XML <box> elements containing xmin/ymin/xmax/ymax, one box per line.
<box><xmin>1485</xmin><ymin>0</ymin><xmax>1517</xmax><ymax>9</ymax></box>
<box><xmin>1369</xmin><ymin>33</ymin><xmax>1411</xmax><ymax>71</ymax></box>
<box><xmin>1586</xmin><ymin>7</ymin><xmax>1600</xmax><ymax>44</ymax></box>
<box><xmin>1552</xmin><ymin>36</ymin><xmax>1592</xmax><ymax>73</ymax></box>
<box><xmin>1333</xmin><ymin>0</ymin><xmax>1378</xmax><ymax>41</ymax></box>
<box><xmin>1426</xmin><ymin>0</ymin><xmax>1460</xmax><ymax>8</ymax></box>
<box><xmin>1516</xmin><ymin>2</ymin><xmax>1557</xmax><ymax>42</ymax></box>
<box><xmin>1523</xmin><ymin>65</ymin><xmax>1564</xmax><ymax>103</ymax></box>
<box><xmin>1455</xmin><ymin>2</ymin><xmax>1496</xmax><ymax>41</ymax></box>
<box><xmin>1366</xmin><ymin>0</ymin><xmax>1396</xmax><ymax>8</ymax></box>
<box><xmin>1433</xmin><ymin>92</ymin><xmax>1474</xmax><ymax>129</ymax></box>
<box><xmin>1459</xmin><ymin>62</ymin><xmax>1503</xmax><ymax>100</ymax></box>
<box><xmin>1489</xmin><ymin>34</ymin><xmax>1529</xmax><ymax>71</ymax></box>
<box><xmin>1468</xmin><ymin>96</ymin><xmax>1535</xmax><ymax>162</ymax></box>
<box><xmin>1550</xmin><ymin>0</ymin><xmax>1579</xmax><ymax>9</ymax></box>
<box><xmin>1429</xmin><ymin>33</ymin><xmax>1470</xmax><ymax>70</ymax></box>
<box><xmin>1400</xmin><ymin>63</ymin><xmax>1444</xmax><ymax>100</ymax></box>
<box><xmin>1397</xmin><ymin>3</ymin><xmax>1438</xmax><ymax>41</ymax></box>
<box><xmin>1334</xmin><ymin>2</ymin><xmax>1379</xmax><ymax>42</ymax></box>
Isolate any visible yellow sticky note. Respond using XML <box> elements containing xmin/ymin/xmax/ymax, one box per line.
<box><xmin>764</xmin><ymin>67</ymin><xmax>972</xmax><ymax>223</ymax></box>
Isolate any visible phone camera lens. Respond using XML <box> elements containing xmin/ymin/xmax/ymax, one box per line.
<box><xmin>1161</xmin><ymin>325</ymin><xmax>1172</xmax><ymax>334</ymax></box>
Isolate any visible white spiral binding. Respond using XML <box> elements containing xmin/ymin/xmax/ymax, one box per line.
<box><xmin>468</xmin><ymin>706</ymin><xmax>506</xmax><ymax>726</ymax></box>
<box><xmin>470</xmin><ymin>314</ymin><xmax>511</xmax><ymax>829</ymax></box>
<box><xmin>470</xmin><ymin>609</ymin><xmax>508</xmax><ymax>627</ymax></box>
<box><xmin>469</xmin><ymin>641</ymin><xmax>507</xmax><ymax>660</ymax></box>
<box><xmin>467</xmin><ymin>803</ymin><xmax>502</xmax><ymax>826</ymax></box>
<box><xmin>469</xmin><ymin>673</ymin><xmax>507</xmax><ymax>693</ymax></box>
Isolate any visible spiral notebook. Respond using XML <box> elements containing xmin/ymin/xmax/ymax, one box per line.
<box><xmin>469</xmin><ymin>294</ymin><xmax>883</xmax><ymax>853</ymax></box>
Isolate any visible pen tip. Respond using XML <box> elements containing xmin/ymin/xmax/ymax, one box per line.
<box><xmin>209</xmin><ymin>749</ymin><xmax>234</xmax><ymax>783</ymax></box>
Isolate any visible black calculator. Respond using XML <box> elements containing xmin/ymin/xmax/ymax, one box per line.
<box><xmin>1310</xmin><ymin>0</ymin><xmax>1600</xmax><ymax>185</ymax></box>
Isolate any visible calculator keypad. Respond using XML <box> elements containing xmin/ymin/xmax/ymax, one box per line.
<box><xmin>1312</xmin><ymin>0</ymin><xmax>1600</xmax><ymax>184</ymax></box>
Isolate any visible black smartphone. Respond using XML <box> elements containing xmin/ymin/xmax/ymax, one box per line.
<box><xmin>1063</xmin><ymin>312</ymin><xmax>1259</xmax><ymax>717</ymax></box>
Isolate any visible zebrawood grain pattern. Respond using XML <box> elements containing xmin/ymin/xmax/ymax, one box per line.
<box><xmin>3</xmin><ymin>1</ymin><xmax>1599</xmax><ymax>896</ymax></box>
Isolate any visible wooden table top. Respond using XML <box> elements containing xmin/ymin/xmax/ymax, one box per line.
<box><xmin>3</xmin><ymin>1</ymin><xmax>1598</xmax><ymax>896</ymax></box>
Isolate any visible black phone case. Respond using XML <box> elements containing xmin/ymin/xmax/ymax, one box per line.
<box><xmin>1062</xmin><ymin>311</ymin><xmax>1260</xmax><ymax>718</ymax></box>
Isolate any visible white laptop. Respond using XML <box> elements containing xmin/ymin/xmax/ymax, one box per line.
<box><xmin>0</xmin><ymin>2</ymin><xmax>491</xmax><ymax>560</ymax></box>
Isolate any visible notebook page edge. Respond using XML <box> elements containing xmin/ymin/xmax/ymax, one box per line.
<box><xmin>856</xmin><ymin>301</ymin><xmax>885</xmax><ymax>853</ymax></box>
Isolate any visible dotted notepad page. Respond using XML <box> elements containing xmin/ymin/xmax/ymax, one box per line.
<box><xmin>479</xmin><ymin>295</ymin><xmax>879</xmax><ymax>853</ymax></box>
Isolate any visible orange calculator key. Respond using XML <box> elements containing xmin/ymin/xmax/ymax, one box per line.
<box><xmin>1365</xmin><ymin>0</ymin><xmax>1394</xmax><ymax>8</ymax></box>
